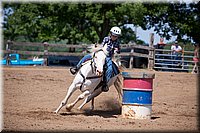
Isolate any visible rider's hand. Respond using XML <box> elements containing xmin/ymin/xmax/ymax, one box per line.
<box><xmin>114</xmin><ymin>48</ymin><xmax>119</xmax><ymax>54</ymax></box>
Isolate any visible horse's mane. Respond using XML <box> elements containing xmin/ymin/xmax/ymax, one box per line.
<box><xmin>87</xmin><ymin>43</ymin><xmax>125</xmax><ymax>71</ymax></box>
<box><xmin>87</xmin><ymin>44</ymin><xmax>108</xmax><ymax>56</ymax></box>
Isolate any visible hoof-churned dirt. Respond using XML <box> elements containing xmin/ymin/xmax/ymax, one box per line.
<box><xmin>2</xmin><ymin>66</ymin><xmax>199</xmax><ymax>132</ymax></box>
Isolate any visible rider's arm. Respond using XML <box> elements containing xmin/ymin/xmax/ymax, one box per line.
<box><xmin>113</xmin><ymin>41</ymin><xmax>121</xmax><ymax>54</ymax></box>
<box><xmin>176</xmin><ymin>46</ymin><xmax>182</xmax><ymax>53</ymax></box>
<box><xmin>101</xmin><ymin>37</ymin><xmax>110</xmax><ymax>47</ymax></box>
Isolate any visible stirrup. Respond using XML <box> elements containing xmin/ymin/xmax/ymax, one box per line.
<box><xmin>102</xmin><ymin>83</ymin><xmax>109</xmax><ymax>92</ymax></box>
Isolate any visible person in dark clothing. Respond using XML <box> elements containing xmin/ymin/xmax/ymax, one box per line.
<box><xmin>156</xmin><ymin>38</ymin><xmax>166</xmax><ymax>54</ymax></box>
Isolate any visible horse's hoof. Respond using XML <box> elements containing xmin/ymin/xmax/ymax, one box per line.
<box><xmin>66</xmin><ymin>104</ymin><xmax>72</xmax><ymax>111</ymax></box>
<box><xmin>89</xmin><ymin>107</ymin><xmax>94</xmax><ymax>111</ymax></box>
<box><xmin>85</xmin><ymin>109</ymin><xmax>93</xmax><ymax>114</ymax></box>
<box><xmin>66</xmin><ymin>108</ymin><xmax>71</xmax><ymax>112</ymax></box>
<box><xmin>53</xmin><ymin>110</ymin><xmax>58</xmax><ymax>114</ymax></box>
<box><xmin>77</xmin><ymin>107</ymin><xmax>82</xmax><ymax>110</ymax></box>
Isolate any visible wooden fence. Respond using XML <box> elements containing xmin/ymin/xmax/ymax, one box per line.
<box><xmin>2</xmin><ymin>40</ymin><xmax>155</xmax><ymax>69</ymax></box>
<box><xmin>2</xmin><ymin>39</ymin><xmax>197</xmax><ymax>73</ymax></box>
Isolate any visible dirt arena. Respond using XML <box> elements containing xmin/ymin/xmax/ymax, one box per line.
<box><xmin>2</xmin><ymin>66</ymin><xmax>199</xmax><ymax>132</ymax></box>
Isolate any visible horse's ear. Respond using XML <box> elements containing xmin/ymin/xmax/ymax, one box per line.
<box><xmin>88</xmin><ymin>44</ymin><xmax>103</xmax><ymax>53</ymax></box>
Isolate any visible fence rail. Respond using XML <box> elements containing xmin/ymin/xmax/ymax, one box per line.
<box><xmin>154</xmin><ymin>48</ymin><xmax>196</xmax><ymax>72</ymax></box>
<box><xmin>3</xmin><ymin>40</ymin><xmax>154</xmax><ymax>69</ymax></box>
<box><xmin>2</xmin><ymin>40</ymin><xmax>197</xmax><ymax>73</ymax></box>
<box><xmin>5</xmin><ymin>40</ymin><xmax>88</xmax><ymax>48</ymax></box>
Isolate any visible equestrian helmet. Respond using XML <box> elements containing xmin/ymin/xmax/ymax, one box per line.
<box><xmin>110</xmin><ymin>26</ymin><xmax>121</xmax><ymax>36</ymax></box>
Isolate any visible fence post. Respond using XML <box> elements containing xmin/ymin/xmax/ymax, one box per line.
<box><xmin>182</xmin><ymin>46</ymin><xmax>185</xmax><ymax>69</ymax></box>
<box><xmin>6</xmin><ymin>40</ymin><xmax>12</xmax><ymax>65</ymax></box>
<box><xmin>148</xmin><ymin>33</ymin><xmax>154</xmax><ymax>70</ymax></box>
<box><xmin>129</xmin><ymin>48</ymin><xmax>134</xmax><ymax>69</ymax></box>
<box><xmin>43</xmin><ymin>42</ymin><xmax>49</xmax><ymax>66</ymax></box>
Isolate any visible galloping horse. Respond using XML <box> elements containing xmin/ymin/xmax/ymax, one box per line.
<box><xmin>54</xmin><ymin>44</ymin><xmax>123</xmax><ymax>114</ymax></box>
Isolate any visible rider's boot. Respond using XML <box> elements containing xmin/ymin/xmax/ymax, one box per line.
<box><xmin>102</xmin><ymin>82</ymin><xmax>109</xmax><ymax>92</ymax></box>
<box><xmin>70</xmin><ymin>66</ymin><xmax>80</xmax><ymax>75</ymax></box>
<box><xmin>101</xmin><ymin>73</ymin><xmax>109</xmax><ymax>92</ymax></box>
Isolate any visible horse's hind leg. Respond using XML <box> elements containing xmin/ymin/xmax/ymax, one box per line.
<box><xmin>77</xmin><ymin>95</ymin><xmax>90</xmax><ymax>110</ymax></box>
<box><xmin>114</xmin><ymin>75</ymin><xmax>123</xmax><ymax>103</ymax></box>
<box><xmin>77</xmin><ymin>97</ymin><xmax>94</xmax><ymax>111</ymax></box>
<box><xmin>54</xmin><ymin>83</ymin><xmax>77</xmax><ymax>114</ymax></box>
<box><xmin>77</xmin><ymin>88</ymin><xmax>102</xmax><ymax>111</ymax></box>
<box><xmin>90</xmin><ymin>98</ymin><xmax>94</xmax><ymax>111</ymax></box>
<box><xmin>66</xmin><ymin>90</ymin><xmax>90</xmax><ymax>111</ymax></box>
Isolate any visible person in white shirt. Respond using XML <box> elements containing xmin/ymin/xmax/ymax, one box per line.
<box><xmin>171</xmin><ymin>41</ymin><xmax>182</xmax><ymax>54</ymax></box>
<box><xmin>171</xmin><ymin>41</ymin><xmax>182</xmax><ymax>65</ymax></box>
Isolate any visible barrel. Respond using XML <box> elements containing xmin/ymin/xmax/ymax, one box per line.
<box><xmin>121</xmin><ymin>72</ymin><xmax>155</xmax><ymax>119</ymax></box>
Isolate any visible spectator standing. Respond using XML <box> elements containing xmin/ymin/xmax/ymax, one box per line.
<box><xmin>171</xmin><ymin>41</ymin><xmax>182</xmax><ymax>65</ymax></box>
<box><xmin>157</xmin><ymin>38</ymin><xmax>166</xmax><ymax>50</ymax></box>
<box><xmin>154</xmin><ymin>38</ymin><xmax>166</xmax><ymax>63</ymax></box>
<box><xmin>155</xmin><ymin>38</ymin><xmax>166</xmax><ymax>54</ymax></box>
<box><xmin>192</xmin><ymin>43</ymin><xmax>199</xmax><ymax>73</ymax></box>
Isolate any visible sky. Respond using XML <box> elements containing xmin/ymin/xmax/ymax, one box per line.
<box><xmin>126</xmin><ymin>24</ymin><xmax>177</xmax><ymax>45</ymax></box>
<box><xmin>136</xmin><ymin>26</ymin><xmax>177</xmax><ymax>45</ymax></box>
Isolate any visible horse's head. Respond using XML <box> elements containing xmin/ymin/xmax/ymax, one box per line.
<box><xmin>92</xmin><ymin>49</ymin><xmax>107</xmax><ymax>76</ymax></box>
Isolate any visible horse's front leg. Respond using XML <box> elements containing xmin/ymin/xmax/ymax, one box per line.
<box><xmin>54</xmin><ymin>83</ymin><xmax>77</xmax><ymax>114</ymax></box>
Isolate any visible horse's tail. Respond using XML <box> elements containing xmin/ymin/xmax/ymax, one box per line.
<box><xmin>114</xmin><ymin>74</ymin><xmax>123</xmax><ymax>106</ymax></box>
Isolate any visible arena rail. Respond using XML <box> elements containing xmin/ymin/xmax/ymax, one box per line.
<box><xmin>154</xmin><ymin>48</ymin><xmax>196</xmax><ymax>72</ymax></box>
<box><xmin>2</xmin><ymin>40</ymin><xmax>197</xmax><ymax>73</ymax></box>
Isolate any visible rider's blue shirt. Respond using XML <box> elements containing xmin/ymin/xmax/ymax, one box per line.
<box><xmin>101</xmin><ymin>36</ymin><xmax>120</xmax><ymax>57</ymax></box>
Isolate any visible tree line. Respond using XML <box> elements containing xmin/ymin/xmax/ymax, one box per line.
<box><xmin>3</xmin><ymin>2</ymin><xmax>200</xmax><ymax>45</ymax></box>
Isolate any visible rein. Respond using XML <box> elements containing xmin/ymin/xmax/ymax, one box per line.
<box><xmin>79</xmin><ymin>70</ymin><xmax>103</xmax><ymax>91</ymax></box>
<box><xmin>79</xmin><ymin>70</ymin><xmax>103</xmax><ymax>80</ymax></box>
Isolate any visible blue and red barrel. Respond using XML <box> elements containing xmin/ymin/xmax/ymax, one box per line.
<box><xmin>121</xmin><ymin>72</ymin><xmax>155</xmax><ymax>119</ymax></box>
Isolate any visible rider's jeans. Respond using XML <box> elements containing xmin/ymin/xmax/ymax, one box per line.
<box><xmin>76</xmin><ymin>55</ymin><xmax>113</xmax><ymax>84</ymax></box>
<box><xmin>76</xmin><ymin>54</ymin><xmax>92</xmax><ymax>68</ymax></box>
<box><xmin>105</xmin><ymin>57</ymin><xmax>113</xmax><ymax>83</ymax></box>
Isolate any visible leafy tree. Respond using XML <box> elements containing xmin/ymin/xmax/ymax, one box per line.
<box><xmin>143</xmin><ymin>2</ymin><xmax>200</xmax><ymax>43</ymax></box>
<box><xmin>3</xmin><ymin>2</ymin><xmax>199</xmax><ymax>44</ymax></box>
<box><xmin>3</xmin><ymin>3</ymin><xmax>146</xmax><ymax>44</ymax></box>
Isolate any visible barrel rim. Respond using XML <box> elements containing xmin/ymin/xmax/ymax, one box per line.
<box><xmin>123</xmin><ymin>88</ymin><xmax>153</xmax><ymax>91</ymax></box>
<box><xmin>122</xmin><ymin>103</ymin><xmax>152</xmax><ymax>106</ymax></box>
<box><xmin>122</xmin><ymin>72</ymin><xmax>155</xmax><ymax>79</ymax></box>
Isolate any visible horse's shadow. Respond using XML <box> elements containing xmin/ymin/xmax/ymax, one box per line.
<box><xmin>85</xmin><ymin>109</ymin><xmax>121</xmax><ymax>118</ymax></box>
<box><xmin>60</xmin><ymin>109</ymin><xmax>160</xmax><ymax>120</ymax></box>
<box><xmin>60</xmin><ymin>108</ymin><xmax>121</xmax><ymax>118</ymax></box>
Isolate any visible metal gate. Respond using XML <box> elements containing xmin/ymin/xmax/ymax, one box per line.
<box><xmin>154</xmin><ymin>49</ymin><xmax>194</xmax><ymax>72</ymax></box>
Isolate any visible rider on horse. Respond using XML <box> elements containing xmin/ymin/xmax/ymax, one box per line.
<box><xmin>70</xmin><ymin>26</ymin><xmax>121</xmax><ymax>92</ymax></box>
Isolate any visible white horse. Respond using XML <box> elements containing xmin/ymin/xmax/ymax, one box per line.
<box><xmin>54</xmin><ymin>44</ymin><xmax>123</xmax><ymax>114</ymax></box>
